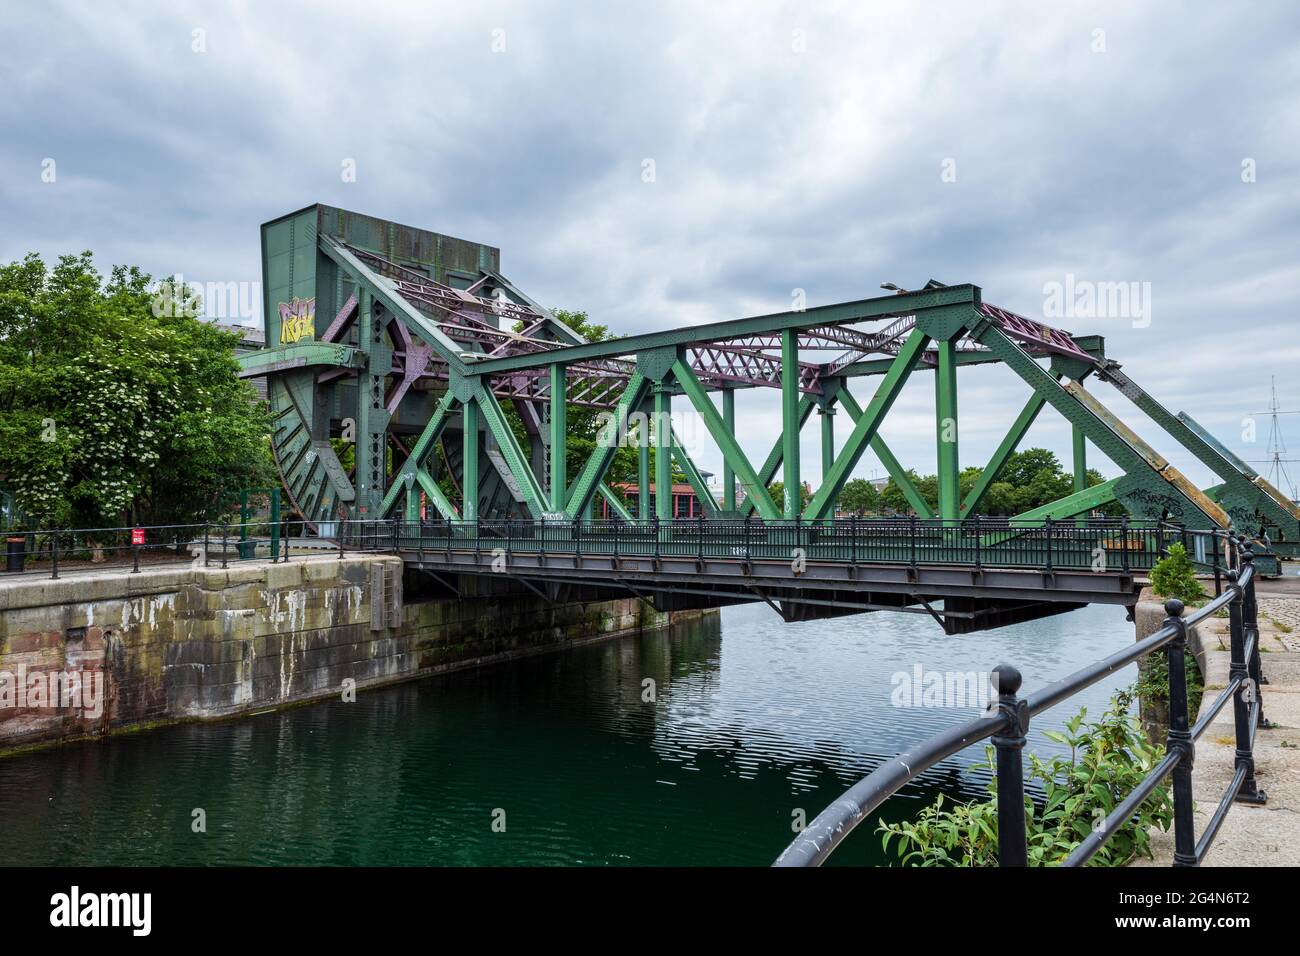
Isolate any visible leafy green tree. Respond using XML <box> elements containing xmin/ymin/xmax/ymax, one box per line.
<box><xmin>879</xmin><ymin>468</ymin><xmax>930</xmax><ymax>514</ymax></box>
<box><xmin>839</xmin><ymin>477</ymin><xmax>880</xmax><ymax>514</ymax></box>
<box><xmin>0</xmin><ymin>252</ymin><xmax>274</xmax><ymax>528</ymax></box>
<box><xmin>767</xmin><ymin>480</ymin><xmax>811</xmax><ymax>513</ymax></box>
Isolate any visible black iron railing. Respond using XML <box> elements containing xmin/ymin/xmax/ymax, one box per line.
<box><xmin>373</xmin><ymin>515</ymin><xmax>1185</xmax><ymax>573</ymax></box>
<box><xmin>2</xmin><ymin>515</ymin><xmax>1238</xmax><ymax>580</ymax></box>
<box><xmin>773</xmin><ymin>530</ymin><xmax>1269</xmax><ymax>867</ymax></box>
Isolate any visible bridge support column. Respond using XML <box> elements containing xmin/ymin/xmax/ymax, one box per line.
<box><xmin>462</xmin><ymin>399</ymin><xmax>479</xmax><ymax>522</ymax></box>
<box><xmin>404</xmin><ymin>481</ymin><xmax>419</xmax><ymax>523</ymax></box>
<box><xmin>1072</xmin><ymin>425</ymin><xmax>1088</xmax><ymax>493</ymax></box>
<box><xmin>722</xmin><ymin>388</ymin><xmax>736</xmax><ymax>512</ymax></box>
<box><xmin>638</xmin><ymin>402</ymin><xmax>651</xmax><ymax>521</ymax></box>
<box><xmin>354</xmin><ymin>288</ymin><xmax>390</xmax><ymax>518</ymax></box>
<box><xmin>935</xmin><ymin>339</ymin><xmax>960</xmax><ymax>521</ymax></box>
<box><xmin>654</xmin><ymin>384</ymin><xmax>673</xmax><ymax>521</ymax></box>
<box><xmin>549</xmin><ymin>362</ymin><xmax>567</xmax><ymax>512</ymax></box>
<box><xmin>781</xmin><ymin>328</ymin><xmax>801</xmax><ymax>519</ymax></box>
<box><xmin>819</xmin><ymin>405</ymin><xmax>835</xmax><ymax>515</ymax></box>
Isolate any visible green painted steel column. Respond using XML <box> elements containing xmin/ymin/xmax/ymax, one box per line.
<box><xmin>781</xmin><ymin>328</ymin><xmax>800</xmax><ymax>519</ymax></box>
<box><xmin>404</xmin><ymin>480</ymin><xmax>420</xmax><ymax>522</ymax></box>
<box><xmin>1072</xmin><ymin>425</ymin><xmax>1088</xmax><ymax>492</ymax></box>
<box><xmin>934</xmin><ymin>340</ymin><xmax>960</xmax><ymax>521</ymax></box>
<box><xmin>722</xmin><ymin>388</ymin><xmax>736</xmax><ymax>512</ymax></box>
<box><xmin>654</xmin><ymin>384</ymin><xmax>672</xmax><ymax>521</ymax></box>
<box><xmin>820</xmin><ymin>405</ymin><xmax>835</xmax><ymax>488</ymax></box>
<box><xmin>637</xmin><ymin>405</ymin><xmax>651</xmax><ymax>521</ymax></box>
<box><xmin>354</xmin><ymin>288</ymin><xmax>387</xmax><ymax>518</ymax></box>
<box><xmin>269</xmin><ymin>488</ymin><xmax>281</xmax><ymax>561</ymax></box>
<box><xmin>549</xmin><ymin>362</ymin><xmax>567</xmax><ymax>512</ymax></box>
<box><xmin>462</xmin><ymin>398</ymin><xmax>479</xmax><ymax>522</ymax></box>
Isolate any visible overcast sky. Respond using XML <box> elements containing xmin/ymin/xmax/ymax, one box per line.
<box><xmin>3</xmin><ymin>1</ymin><xmax>1298</xmax><ymax>492</ymax></box>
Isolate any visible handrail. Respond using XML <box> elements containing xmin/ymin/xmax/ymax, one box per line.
<box><xmin>775</xmin><ymin>530</ymin><xmax>1269</xmax><ymax>867</ymax></box>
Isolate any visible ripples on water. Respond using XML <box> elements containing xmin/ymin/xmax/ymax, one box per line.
<box><xmin>0</xmin><ymin>602</ymin><xmax>1136</xmax><ymax>866</ymax></box>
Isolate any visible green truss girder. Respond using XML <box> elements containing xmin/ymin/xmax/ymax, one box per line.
<box><xmin>236</xmin><ymin>342</ymin><xmax>363</xmax><ymax>377</ymax></box>
<box><xmin>1097</xmin><ymin>365</ymin><xmax>1300</xmax><ymax>535</ymax></box>
<box><xmin>566</xmin><ymin>372</ymin><xmax>651</xmax><ymax>519</ymax></box>
<box><xmin>318</xmin><ymin>236</ymin><xmax>468</xmax><ymax>373</ymax></box>
<box><xmin>415</xmin><ymin>468</ymin><xmax>459</xmax><ymax>520</ymax></box>
<box><xmin>474</xmin><ymin>387</ymin><xmax>549</xmax><ymax>518</ymax></box>
<box><xmin>804</xmin><ymin>328</ymin><xmax>932</xmax><ymax>521</ymax></box>
<box><xmin>1011</xmin><ymin>477</ymin><xmax>1121</xmax><ymax>523</ymax></box>
<box><xmin>836</xmin><ymin>334</ymin><xmax>1109</xmax><ymax>380</ymax></box>
<box><xmin>467</xmin><ymin>285</ymin><xmax>979</xmax><ymax>378</ymax></box>
<box><xmin>381</xmin><ymin>390</ymin><xmax>458</xmax><ymax>516</ymax></box>
<box><xmin>972</xmin><ymin>319</ymin><xmax>1226</xmax><ymax>529</ymax></box>
<box><xmin>835</xmin><ymin>388</ymin><xmax>934</xmax><ymax>519</ymax></box>
<box><xmin>1177</xmin><ymin>412</ymin><xmax>1259</xmax><ymax>478</ymax></box>
<box><xmin>671</xmin><ymin>358</ymin><xmax>782</xmax><ymax>520</ymax></box>
<box><xmin>960</xmin><ymin>391</ymin><xmax>1050</xmax><ymax>515</ymax></box>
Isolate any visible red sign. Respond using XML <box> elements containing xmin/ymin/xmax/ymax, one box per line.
<box><xmin>131</xmin><ymin>528</ymin><xmax>145</xmax><ymax>546</ymax></box>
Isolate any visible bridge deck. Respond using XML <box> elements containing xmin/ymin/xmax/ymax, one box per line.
<box><xmin>365</xmin><ymin>518</ymin><xmax>1193</xmax><ymax>632</ymax></box>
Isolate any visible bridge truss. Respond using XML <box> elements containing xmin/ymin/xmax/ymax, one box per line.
<box><xmin>238</xmin><ymin>204</ymin><xmax>1300</xmax><ymax>612</ymax></box>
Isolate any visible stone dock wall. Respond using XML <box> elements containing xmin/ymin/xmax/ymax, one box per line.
<box><xmin>0</xmin><ymin>556</ymin><xmax>701</xmax><ymax>755</ymax></box>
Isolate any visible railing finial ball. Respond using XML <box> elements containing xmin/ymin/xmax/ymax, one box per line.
<box><xmin>1164</xmin><ymin>597</ymin><xmax>1185</xmax><ymax>618</ymax></box>
<box><xmin>1226</xmin><ymin>568</ymin><xmax>1240</xmax><ymax>583</ymax></box>
<box><xmin>992</xmin><ymin>664</ymin><xmax>1022</xmax><ymax>696</ymax></box>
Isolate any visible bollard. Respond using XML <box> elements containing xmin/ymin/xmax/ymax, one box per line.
<box><xmin>991</xmin><ymin>664</ymin><xmax>1029</xmax><ymax>867</ymax></box>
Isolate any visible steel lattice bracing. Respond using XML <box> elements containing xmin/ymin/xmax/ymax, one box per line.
<box><xmin>239</xmin><ymin>205</ymin><xmax>1298</xmax><ymax>580</ymax></box>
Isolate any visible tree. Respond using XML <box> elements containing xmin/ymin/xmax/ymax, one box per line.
<box><xmin>767</xmin><ymin>480</ymin><xmax>811</xmax><ymax>513</ymax></box>
<box><xmin>839</xmin><ymin>478</ymin><xmax>881</xmax><ymax>514</ymax></box>
<box><xmin>0</xmin><ymin>252</ymin><xmax>274</xmax><ymax>528</ymax></box>
<box><xmin>870</xmin><ymin>448</ymin><xmax>1122</xmax><ymax>518</ymax></box>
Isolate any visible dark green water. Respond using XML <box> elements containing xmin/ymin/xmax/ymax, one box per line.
<box><xmin>0</xmin><ymin>603</ymin><xmax>1136</xmax><ymax>866</ymax></box>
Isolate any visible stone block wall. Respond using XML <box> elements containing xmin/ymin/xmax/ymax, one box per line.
<box><xmin>0</xmin><ymin>557</ymin><xmax>690</xmax><ymax>754</ymax></box>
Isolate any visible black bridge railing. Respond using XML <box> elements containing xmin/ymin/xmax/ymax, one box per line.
<box><xmin>773</xmin><ymin>530</ymin><xmax>1269</xmax><ymax>867</ymax></box>
<box><xmin>373</xmin><ymin>515</ymin><xmax>1186</xmax><ymax>573</ymax></box>
<box><xmin>3</xmin><ymin>515</ymin><xmax>1238</xmax><ymax>582</ymax></box>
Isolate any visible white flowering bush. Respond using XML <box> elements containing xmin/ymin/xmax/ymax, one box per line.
<box><xmin>0</xmin><ymin>252</ymin><xmax>274</xmax><ymax>529</ymax></box>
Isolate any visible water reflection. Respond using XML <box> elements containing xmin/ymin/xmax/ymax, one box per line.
<box><xmin>0</xmin><ymin>602</ymin><xmax>1134</xmax><ymax>866</ymax></box>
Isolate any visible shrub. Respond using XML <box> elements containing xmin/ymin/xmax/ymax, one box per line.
<box><xmin>1150</xmin><ymin>543</ymin><xmax>1206</xmax><ymax>607</ymax></box>
<box><xmin>877</xmin><ymin>690</ymin><xmax>1172</xmax><ymax>866</ymax></box>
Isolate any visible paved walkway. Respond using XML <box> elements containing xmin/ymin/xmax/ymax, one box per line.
<box><xmin>1135</xmin><ymin>576</ymin><xmax>1300</xmax><ymax>866</ymax></box>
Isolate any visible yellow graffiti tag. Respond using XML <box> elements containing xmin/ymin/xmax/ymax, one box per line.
<box><xmin>278</xmin><ymin>298</ymin><xmax>316</xmax><ymax>344</ymax></box>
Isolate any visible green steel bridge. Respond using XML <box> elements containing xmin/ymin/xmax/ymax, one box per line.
<box><xmin>237</xmin><ymin>204</ymin><xmax>1297</xmax><ymax>632</ymax></box>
